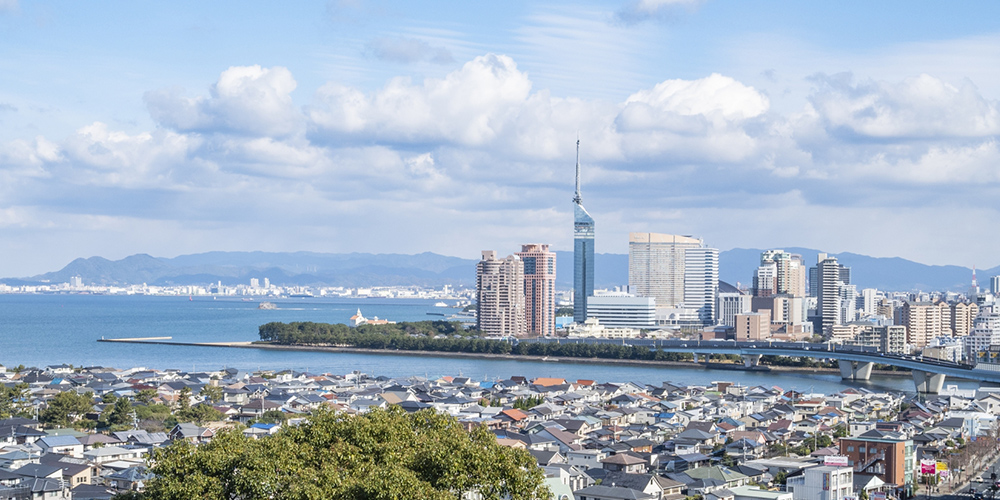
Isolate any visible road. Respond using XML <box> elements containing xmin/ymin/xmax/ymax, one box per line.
<box><xmin>939</xmin><ymin>454</ymin><xmax>1000</xmax><ymax>500</ymax></box>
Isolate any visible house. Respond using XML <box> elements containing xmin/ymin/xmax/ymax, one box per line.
<box><xmin>567</xmin><ymin>449</ymin><xmax>607</xmax><ymax>470</ymax></box>
<box><xmin>39</xmin><ymin>453</ymin><xmax>93</xmax><ymax>488</ymax></box>
<box><xmin>37</xmin><ymin>435</ymin><xmax>84</xmax><ymax>458</ymax></box>
<box><xmin>601</xmin><ymin>452</ymin><xmax>648</xmax><ymax>473</ymax></box>
<box><xmin>83</xmin><ymin>446</ymin><xmax>147</xmax><ymax>464</ymax></box>
<box><xmin>105</xmin><ymin>466</ymin><xmax>154</xmax><ymax>492</ymax></box>
<box><xmin>168</xmin><ymin>423</ymin><xmax>214</xmax><ymax>443</ymax></box>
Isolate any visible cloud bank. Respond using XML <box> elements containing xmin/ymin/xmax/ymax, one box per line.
<box><xmin>2</xmin><ymin>54</ymin><xmax>999</xmax><ymax>274</ymax></box>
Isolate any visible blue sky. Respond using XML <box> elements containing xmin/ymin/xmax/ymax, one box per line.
<box><xmin>1</xmin><ymin>1</ymin><xmax>1000</xmax><ymax>277</ymax></box>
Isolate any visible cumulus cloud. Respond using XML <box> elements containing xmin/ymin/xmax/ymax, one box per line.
<box><xmin>60</xmin><ymin>122</ymin><xmax>198</xmax><ymax>187</ymax></box>
<box><xmin>808</xmin><ymin>72</ymin><xmax>1000</xmax><ymax>139</ymax></box>
<box><xmin>8</xmin><ymin>52</ymin><xmax>1000</xmax><ymax>274</ymax></box>
<box><xmin>614</xmin><ymin>0</ymin><xmax>704</xmax><ymax>25</ymax></box>
<box><xmin>145</xmin><ymin>65</ymin><xmax>302</xmax><ymax>137</ymax></box>
<box><xmin>365</xmin><ymin>36</ymin><xmax>454</xmax><ymax>65</ymax></box>
<box><xmin>308</xmin><ymin>54</ymin><xmax>531</xmax><ymax>146</ymax></box>
<box><xmin>1</xmin><ymin>136</ymin><xmax>61</xmax><ymax>168</ymax></box>
<box><xmin>615</xmin><ymin>74</ymin><xmax>769</xmax><ymax>162</ymax></box>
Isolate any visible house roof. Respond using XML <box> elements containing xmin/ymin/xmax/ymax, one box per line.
<box><xmin>572</xmin><ymin>485</ymin><xmax>657</xmax><ymax>500</ymax></box>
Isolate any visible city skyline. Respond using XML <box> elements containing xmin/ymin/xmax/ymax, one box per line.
<box><xmin>2</xmin><ymin>2</ymin><xmax>1000</xmax><ymax>277</ymax></box>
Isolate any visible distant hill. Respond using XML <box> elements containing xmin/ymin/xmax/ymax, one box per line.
<box><xmin>3</xmin><ymin>248</ymin><xmax>986</xmax><ymax>292</ymax></box>
<box><xmin>12</xmin><ymin>251</ymin><xmax>478</xmax><ymax>288</ymax></box>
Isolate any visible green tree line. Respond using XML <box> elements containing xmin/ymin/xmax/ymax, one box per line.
<box><xmin>259</xmin><ymin>321</ymin><xmax>695</xmax><ymax>361</ymax></box>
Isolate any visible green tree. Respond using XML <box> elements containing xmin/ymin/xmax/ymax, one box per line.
<box><xmin>200</xmin><ymin>385</ymin><xmax>223</xmax><ymax>404</ymax></box>
<box><xmin>137</xmin><ymin>406</ymin><xmax>547</xmax><ymax>500</ymax></box>
<box><xmin>106</xmin><ymin>397</ymin><xmax>134</xmax><ymax>427</ymax></box>
<box><xmin>135</xmin><ymin>389</ymin><xmax>157</xmax><ymax>405</ymax></box>
<box><xmin>177</xmin><ymin>387</ymin><xmax>192</xmax><ymax>410</ymax></box>
<box><xmin>0</xmin><ymin>383</ymin><xmax>31</xmax><ymax>419</ymax></box>
<box><xmin>41</xmin><ymin>391</ymin><xmax>94</xmax><ymax>427</ymax></box>
<box><xmin>174</xmin><ymin>404</ymin><xmax>224</xmax><ymax>424</ymax></box>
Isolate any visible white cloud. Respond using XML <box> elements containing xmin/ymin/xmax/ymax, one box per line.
<box><xmin>8</xmin><ymin>52</ymin><xmax>1000</xmax><ymax>274</ymax></box>
<box><xmin>809</xmin><ymin>73</ymin><xmax>1000</xmax><ymax>139</ymax></box>
<box><xmin>308</xmin><ymin>54</ymin><xmax>532</xmax><ymax>146</ymax></box>
<box><xmin>145</xmin><ymin>65</ymin><xmax>302</xmax><ymax>137</ymax></box>
<box><xmin>60</xmin><ymin>122</ymin><xmax>198</xmax><ymax>187</ymax></box>
<box><xmin>623</xmin><ymin>73</ymin><xmax>769</xmax><ymax>122</ymax></box>
<box><xmin>1</xmin><ymin>136</ymin><xmax>61</xmax><ymax>168</ymax></box>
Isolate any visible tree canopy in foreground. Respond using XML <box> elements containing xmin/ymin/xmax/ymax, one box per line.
<box><xmin>124</xmin><ymin>406</ymin><xmax>548</xmax><ymax>500</ymax></box>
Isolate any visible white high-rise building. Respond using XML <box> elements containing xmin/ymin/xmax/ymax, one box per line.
<box><xmin>684</xmin><ymin>247</ymin><xmax>719</xmax><ymax>325</ymax></box>
<box><xmin>861</xmin><ymin>288</ymin><xmax>878</xmax><ymax>316</ymax></box>
<box><xmin>839</xmin><ymin>283</ymin><xmax>858</xmax><ymax>324</ymax></box>
<box><xmin>628</xmin><ymin>232</ymin><xmax>702</xmax><ymax>308</ymax></box>
<box><xmin>816</xmin><ymin>253</ymin><xmax>844</xmax><ymax>337</ymax></box>
<box><xmin>586</xmin><ymin>294</ymin><xmax>656</xmax><ymax>328</ymax></box>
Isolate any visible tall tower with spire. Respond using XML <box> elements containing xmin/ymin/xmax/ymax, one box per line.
<box><xmin>573</xmin><ymin>138</ymin><xmax>595</xmax><ymax>323</ymax></box>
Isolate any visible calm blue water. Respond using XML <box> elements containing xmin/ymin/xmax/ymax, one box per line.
<box><xmin>0</xmin><ymin>294</ymin><xmax>973</xmax><ymax>395</ymax></box>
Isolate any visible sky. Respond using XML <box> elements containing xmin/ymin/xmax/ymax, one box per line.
<box><xmin>1</xmin><ymin>1</ymin><xmax>1000</xmax><ymax>277</ymax></box>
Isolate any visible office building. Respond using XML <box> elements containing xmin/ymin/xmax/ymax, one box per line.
<box><xmin>573</xmin><ymin>139</ymin><xmax>595</xmax><ymax>324</ymax></box>
<box><xmin>516</xmin><ymin>244</ymin><xmax>556</xmax><ymax>337</ymax></box>
<box><xmin>476</xmin><ymin>251</ymin><xmax>526</xmax><ymax>338</ymax></box>
<box><xmin>683</xmin><ymin>246</ymin><xmax>719</xmax><ymax>325</ymax></box>
<box><xmin>586</xmin><ymin>294</ymin><xmax>656</xmax><ymax>328</ymax></box>
<box><xmin>736</xmin><ymin>312</ymin><xmax>770</xmax><ymax>341</ymax></box>
<box><xmin>991</xmin><ymin>276</ymin><xmax>1000</xmax><ymax>296</ymax></box>
<box><xmin>718</xmin><ymin>292</ymin><xmax>752</xmax><ymax>328</ymax></box>
<box><xmin>628</xmin><ymin>232</ymin><xmax>702</xmax><ymax>308</ymax></box>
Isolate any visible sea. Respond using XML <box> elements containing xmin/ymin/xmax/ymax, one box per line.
<box><xmin>0</xmin><ymin>294</ymin><xmax>974</xmax><ymax>395</ymax></box>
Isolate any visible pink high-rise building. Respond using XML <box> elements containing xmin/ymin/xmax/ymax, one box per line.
<box><xmin>516</xmin><ymin>244</ymin><xmax>557</xmax><ymax>337</ymax></box>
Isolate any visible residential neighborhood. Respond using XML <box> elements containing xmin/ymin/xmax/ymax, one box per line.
<box><xmin>1</xmin><ymin>362</ymin><xmax>998</xmax><ymax>499</ymax></box>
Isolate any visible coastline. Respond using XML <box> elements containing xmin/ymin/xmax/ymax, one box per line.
<box><xmin>96</xmin><ymin>337</ymin><xmax>913</xmax><ymax>378</ymax></box>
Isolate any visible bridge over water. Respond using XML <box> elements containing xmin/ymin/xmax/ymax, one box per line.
<box><xmin>518</xmin><ymin>338</ymin><xmax>999</xmax><ymax>393</ymax></box>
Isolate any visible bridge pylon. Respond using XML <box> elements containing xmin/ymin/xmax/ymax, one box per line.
<box><xmin>838</xmin><ymin>360</ymin><xmax>874</xmax><ymax>381</ymax></box>
<box><xmin>912</xmin><ymin>370</ymin><xmax>946</xmax><ymax>394</ymax></box>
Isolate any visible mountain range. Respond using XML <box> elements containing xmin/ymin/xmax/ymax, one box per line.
<box><xmin>2</xmin><ymin>248</ymin><xmax>989</xmax><ymax>292</ymax></box>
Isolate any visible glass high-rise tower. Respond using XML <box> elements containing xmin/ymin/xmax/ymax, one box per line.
<box><xmin>573</xmin><ymin>139</ymin><xmax>595</xmax><ymax>324</ymax></box>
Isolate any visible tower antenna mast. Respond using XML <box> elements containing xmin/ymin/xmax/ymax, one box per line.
<box><xmin>573</xmin><ymin>136</ymin><xmax>582</xmax><ymax>204</ymax></box>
